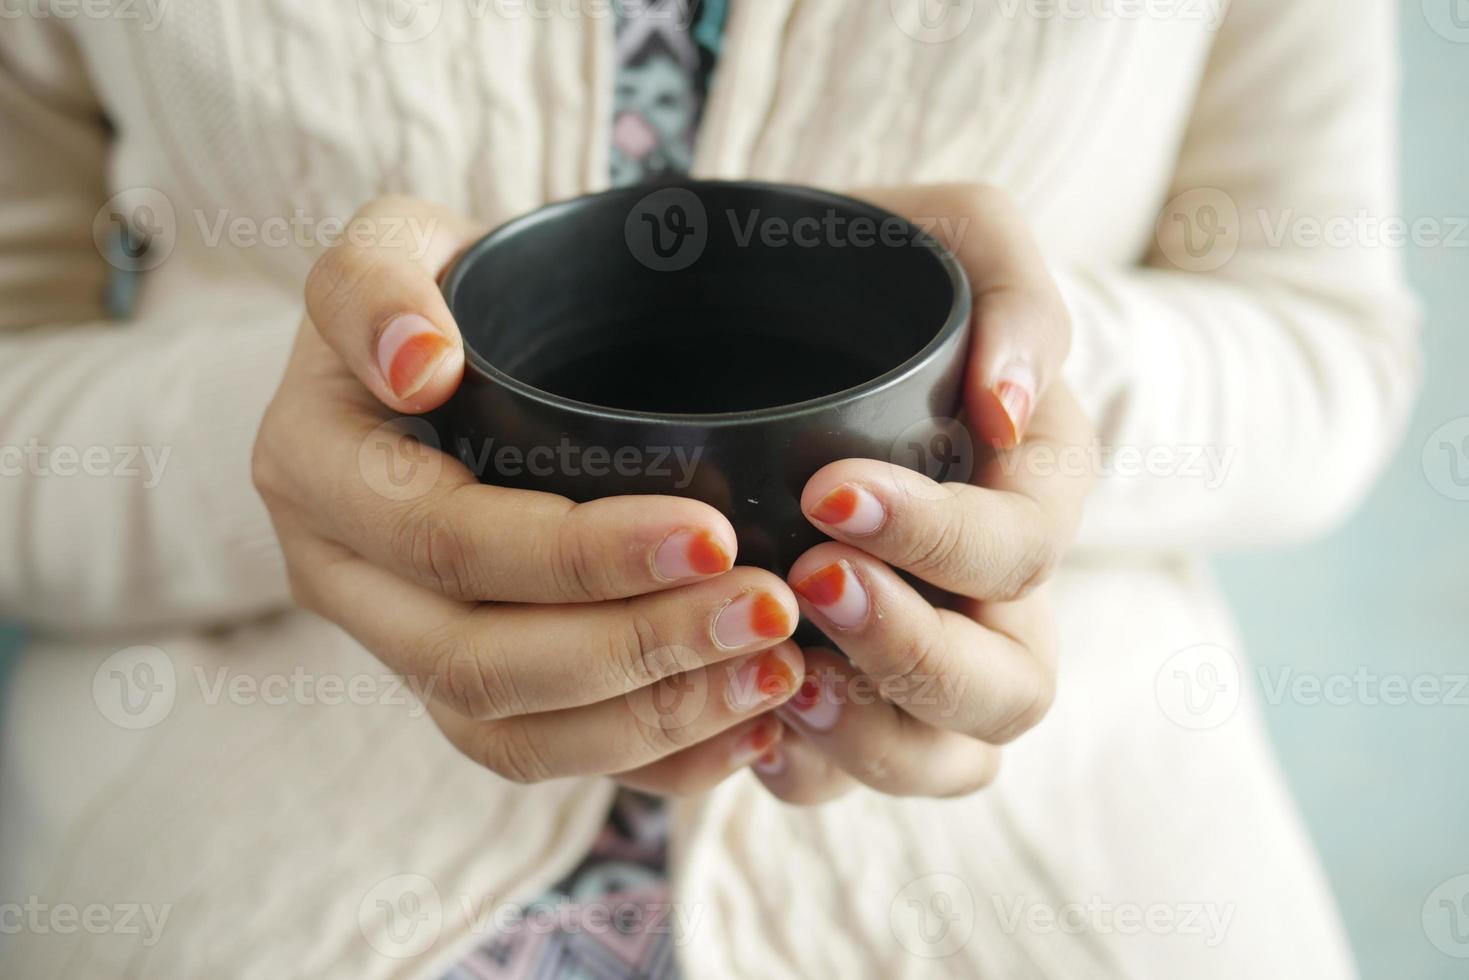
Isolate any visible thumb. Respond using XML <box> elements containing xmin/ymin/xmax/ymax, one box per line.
<box><xmin>852</xmin><ymin>184</ymin><xmax>1072</xmax><ymax>449</ymax></box>
<box><xmin>304</xmin><ymin>196</ymin><xmax>486</xmax><ymax>414</ymax></box>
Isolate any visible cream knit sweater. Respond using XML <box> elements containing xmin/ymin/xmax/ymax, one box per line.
<box><xmin>0</xmin><ymin>2</ymin><xmax>1416</xmax><ymax>977</ymax></box>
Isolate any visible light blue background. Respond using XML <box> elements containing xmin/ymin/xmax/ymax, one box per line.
<box><xmin>1</xmin><ymin>4</ymin><xmax>1464</xmax><ymax>976</ymax></box>
<box><xmin>1214</xmin><ymin>4</ymin><xmax>1469</xmax><ymax>977</ymax></box>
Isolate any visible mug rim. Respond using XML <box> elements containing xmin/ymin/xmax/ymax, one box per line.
<box><xmin>441</xmin><ymin>179</ymin><xmax>972</xmax><ymax>428</ymax></box>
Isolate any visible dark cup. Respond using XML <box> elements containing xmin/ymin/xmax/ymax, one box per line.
<box><xmin>435</xmin><ymin>180</ymin><xmax>971</xmax><ymax>577</ymax></box>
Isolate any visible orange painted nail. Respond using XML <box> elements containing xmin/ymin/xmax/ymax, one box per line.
<box><xmin>726</xmin><ymin>644</ymin><xmax>801</xmax><ymax>711</ymax></box>
<box><xmin>808</xmin><ymin>484</ymin><xmax>886</xmax><ymax>535</ymax></box>
<box><xmin>714</xmin><ymin>591</ymin><xmax>794</xmax><ymax>649</ymax></box>
<box><xmin>994</xmin><ymin>379</ymin><xmax>1033</xmax><ymax>446</ymax></box>
<box><xmin>810</xmin><ymin>485</ymin><xmax>859</xmax><ymax>525</ymax></box>
<box><xmin>688</xmin><ymin>532</ymin><xmax>731</xmax><ymax>575</ymax></box>
<box><xmin>794</xmin><ymin>560</ymin><xmax>869</xmax><ymax>630</ymax></box>
<box><xmin>378</xmin><ymin>314</ymin><xmax>452</xmax><ymax>399</ymax></box>
<box><xmin>733</xmin><ymin>716</ymin><xmax>783</xmax><ymax>767</ymax></box>
<box><xmin>752</xmin><ymin>593</ymin><xmax>791</xmax><ymax>638</ymax></box>
<box><xmin>755</xmin><ymin>648</ymin><xmax>799</xmax><ymax>699</ymax></box>
<box><xmin>780</xmin><ymin>669</ymin><xmax>840</xmax><ymax>731</ymax></box>
<box><xmin>794</xmin><ymin>562</ymin><xmax>847</xmax><ymax>606</ymax></box>
<box><xmin>653</xmin><ymin>529</ymin><xmax>732</xmax><ymax>581</ymax></box>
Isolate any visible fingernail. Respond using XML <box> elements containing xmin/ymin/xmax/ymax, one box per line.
<box><xmin>652</xmin><ymin>529</ymin><xmax>732</xmax><ymax>582</ymax></box>
<box><xmin>732</xmin><ymin>716</ymin><xmax>782</xmax><ymax>767</ymax></box>
<box><xmin>808</xmin><ymin>484</ymin><xmax>886</xmax><ymax>536</ymax></box>
<box><xmin>793</xmin><ymin>560</ymin><xmax>870</xmax><ymax>630</ymax></box>
<box><xmin>779</xmin><ymin>670</ymin><xmax>840</xmax><ymax>732</ymax></box>
<box><xmin>378</xmin><ymin>314</ymin><xmax>453</xmax><ymax>399</ymax></box>
<box><xmin>752</xmin><ymin>746</ymin><xmax>786</xmax><ymax>776</ymax></box>
<box><xmin>713</xmin><ymin>591</ymin><xmax>793</xmax><ymax>650</ymax></box>
<box><xmin>726</xmin><ymin>645</ymin><xmax>801</xmax><ymax>711</ymax></box>
<box><xmin>992</xmin><ymin>362</ymin><xmax>1036</xmax><ymax>447</ymax></box>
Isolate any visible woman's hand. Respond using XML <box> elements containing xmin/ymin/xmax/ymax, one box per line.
<box><xmin>252</xmin><ymin>197</ymin><xmax>804</xmax><ymax>795</ymax></box>
<box><xmin>751</xmin><ymin>185</ymin><xmax>1095</xmax><ymax>802</ymax></box>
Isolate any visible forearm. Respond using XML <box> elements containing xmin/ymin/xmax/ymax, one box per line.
<box><xmin>0</xmin><ymin>313</ymin><xmax>295</xmax><ymax>633</ymax></box>
<box><xmin>1057</xmin><ymin>0</ymin><xmax>1419</xmax><ymax>553</ymax></box>
<box><xmin>1060</xmin><ymin>263</ymin><xmax>1418</xmax><ymax>552</ymax></box>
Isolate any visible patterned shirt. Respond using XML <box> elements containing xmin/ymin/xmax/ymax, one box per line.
<box><xmin>611</xmin><ymin>0</ymin><xmax>726</xmax><ymax>185</ymax></box>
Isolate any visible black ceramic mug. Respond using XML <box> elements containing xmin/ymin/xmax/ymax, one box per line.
<box><xmin>435</xmin><ymin>180</ymin><xmax>972</xmax><ymax>576</ymax></box>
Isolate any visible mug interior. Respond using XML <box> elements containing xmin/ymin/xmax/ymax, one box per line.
<box><xmin>447</xmin><ymin>182</ymin><xmax>962</xmax><ymax>416</ymax></box>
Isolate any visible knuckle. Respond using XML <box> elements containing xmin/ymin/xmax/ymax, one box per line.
<box><xmin>477</xmin><ymin>723</ymin><xmax>552</xmax><ymax>785</ymax></box>
<box><xmin>1004</xmin><ymin>531</ymin><xmax>1063</xmax><ymax>600</ymax></box>
<box><xmin>303</xmin><ymin>239</ymin><xmax>367</xmax><ymax>324</ymax></box>
<box><xmin>633</xmin><ymin>681</ymin><xmax>707</xmax><ymax>755</ymax></box>
<box><xmin>986</xmin><ymin>671</ymin><xmax>1056</xmax><ymax>745</ymax></box>
<box><xmin>427</xmin><ymin>629</ymin><xmax>521</xmax><ymax>721</ymax></box>
<box><xmin>887</xmin><ymin>626</ymin><xmax>945</xmax><ymax>693</ymax></box>
<box><xmin>396</xmin><ymin>504</ymin><xmax>482</xmax><ymax>601</ymax></box>
<box><xmin>608</xmin><ymin>612</ymin><xmax>687</xmax><ymax>692</ymax></box>
<box><xmin>903</xmin><ymin>512</ymin><xmax>976</xmax><ymax>586</ymax></box>
<box><xmin>549</xmin><ymin>513</ymin><xmax>610</xmax><ymax>602</ymax></box>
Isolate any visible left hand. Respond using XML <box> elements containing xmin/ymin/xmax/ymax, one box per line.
<box><xmin>750</xmin><ymin>184</ymin><xmax>1095</xmax><ymax>802</ymax></box>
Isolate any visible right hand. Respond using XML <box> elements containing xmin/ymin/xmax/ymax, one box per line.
<box><xmin>252</xmin><ymin>197</ymin><xmax>804</xmax><ymax>794</ymax></box>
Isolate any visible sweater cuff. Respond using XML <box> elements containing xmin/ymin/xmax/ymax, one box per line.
<box><xmin>187</xmin><ymin>313</ymin><xmax>296</xmax><ymax>617</ymax></box>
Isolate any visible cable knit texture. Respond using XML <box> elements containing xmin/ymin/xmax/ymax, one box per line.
<box><xmin>0</xmin><ymin>1</ymin><xmax>1415</xmax><ymax>977</ymax></box>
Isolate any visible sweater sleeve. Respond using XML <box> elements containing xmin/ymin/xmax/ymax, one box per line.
<box><xmin>1058</xmin><ymin>0</ymin><xmax>1421</xmax><ymax>553</ymax></box>
<box><xmin>0</xmin><ymin>19</ymin><xmax>293</xmax><ymax>634</ymax></box>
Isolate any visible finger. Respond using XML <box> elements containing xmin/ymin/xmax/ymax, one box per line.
<box><xmin>852</xmin><ymin>184</ymin><xmax>1071</xmax><ymax>447</ymax></box>
<box><xmin>263</xmin><ymin>391</ymin><xmax>743</xmax><ymax>603</ymax></box>
<box><xmin>615</xmin><ymin>714</ymin><xmax>785</xmax><ymax>797</ymax></box>
<box><xmin>774</xmin><ymin>650</ymin><xmax>1001</xmax><ymax>798</ymax></box>
<box><xmin>263</xmin><ymin>353</ymin><xmax>744</xmax><ymax>604</ymax></box>
<box><xmin>288</xmin><ymin>533</ymin><xmax>799</xmax><ymax>720</ymax></box>
<box><xmin>351</xmin><ymin>475</ymin><xmax>746</xmax><ymax>604</ymax></box>
<box><xmin>788</xmin><ymin>543</ymin><xmax>1057</xmax><ymax>743</ymax></box>
<box><xmin>432</xmin><ymin>642</ymin><xmax>806</xmax><ymax>782</ymax></box>
<box><xmin>749</xmin><ymin>719</ymin><xmax>860</xmax><ymax>806</ymax></box>
<box><xmin>800</xmin><ymin>385</ymin><xmax>1091</xmax><ymax>601</ymax></box>
<box><xmin>304</xmin><ymin>196</ymin><xmax>485</xmax><ymax>413</ymax></box>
